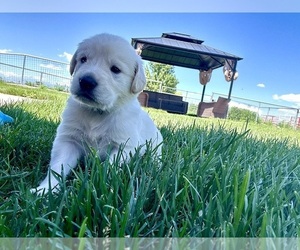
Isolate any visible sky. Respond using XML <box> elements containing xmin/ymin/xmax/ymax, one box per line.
<box><xmin>1</xmin><ymin>2</ymin><xmax>300</xmax><ymax>112</ymax></box>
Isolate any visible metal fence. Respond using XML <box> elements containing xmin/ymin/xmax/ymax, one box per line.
<box><xmin>212</xmin><ymin>92</ymin><xmax>300</xmax><ymax>128</ymax></box>
<box><xmin>0</xmin><ymin>52</ymin><xmax>71</xmax><ymax>90</ymax></box>
<box><xmin>1</xmin><ymin>52</ymin><xmax>299</xmax><ymax>127</ymax></box>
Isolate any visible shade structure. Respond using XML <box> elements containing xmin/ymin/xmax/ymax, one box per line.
<box><xmin>131</xmin><ymin>32</ymin><xmax>243</xmax><ymax>116</ymax></box>
<box><xmin>132</xmin><ymin>32</ymin><xmax>242</xmax><ymax>71</ymax></box>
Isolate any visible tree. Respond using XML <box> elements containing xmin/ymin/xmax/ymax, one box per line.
<box><xmin>144</xmin><ymin>62</ymin><xmax>179</xmax><ymax>94</ymax></box>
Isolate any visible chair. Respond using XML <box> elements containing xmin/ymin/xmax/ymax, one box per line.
<box><xmin>197</xmin><ymin>97</ymin><xmax>229</xmax><ymax>119</ymax></box>
<box><xmin>138</xmin><ymin>92</ymin><xmax>149</xmax><ymax>107</ymax></box>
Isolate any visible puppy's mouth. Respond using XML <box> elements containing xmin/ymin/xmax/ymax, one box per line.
<box><xmin>75</xmin><ymin>91</ymin><xmax>95</xmax><ymax>102</ymax></box>
<box><xmin>73</xmin><ymin>89</ymin><xmax>110</xmax><ymax>111</ymax></box>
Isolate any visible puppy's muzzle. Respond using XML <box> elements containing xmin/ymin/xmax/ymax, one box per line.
<box><xmin>79</xmin><ymin>75</ymin><xmax>98</xmax><ymax>92</ymax></box>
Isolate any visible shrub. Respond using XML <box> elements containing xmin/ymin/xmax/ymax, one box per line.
<box><xmin>228</xmin><ymin>106</ymin><xmax>257</xmax><ymax>122</ymax></box>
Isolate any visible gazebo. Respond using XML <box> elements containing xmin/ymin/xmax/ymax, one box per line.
<box><xmin>131</xmin><ymin>32</ymin><xmax>243</xmax><ymax>118</ymax></box>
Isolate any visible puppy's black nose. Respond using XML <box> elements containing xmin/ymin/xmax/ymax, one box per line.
<box><xmin>79</xmin><ymin>76</ymin><xmax>97</xmax><ymax>91</ymax></box>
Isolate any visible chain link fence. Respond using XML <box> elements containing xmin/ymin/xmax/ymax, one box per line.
<box><xmin>0</xmin><ymin>52</ymin><xmax>71</xmax><ymax>91</ymax></box>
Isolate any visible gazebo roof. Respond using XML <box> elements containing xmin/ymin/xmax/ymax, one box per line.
<box><xmin>131</xmin><ymin>32</ymin><xmax>243</xmax><ymax>71</ymax></box>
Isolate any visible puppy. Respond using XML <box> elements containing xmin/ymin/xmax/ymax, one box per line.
<box><xmin>31</xmin><ymin>33</ymin><xmax>163</xmax><ymax>195</ymax></box>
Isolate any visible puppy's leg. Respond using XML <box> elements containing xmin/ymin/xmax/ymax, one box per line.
<box><xmin>108</xmin><ymin>146</ymin><xmax>132</xmax><ymax>164</ymax></box>
<box><xmin>31</xmin><ymin>140</ymin><xmax>83</xmax><ymax>195</ymax></box>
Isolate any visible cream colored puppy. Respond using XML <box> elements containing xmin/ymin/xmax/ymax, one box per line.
<box><xmin>31</xmin><ymin>33</ymin><xmax>163</xmax><ymax>195</ymax></box>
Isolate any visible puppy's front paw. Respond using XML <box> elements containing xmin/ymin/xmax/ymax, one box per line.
<box><xmin>30</xmin><ymin>185</ymin><xmax>60</xmax><ymax>196</ymax></box>
<box><xmin>30</xmin><ymin>178</ymin><xmax>60</xmax><ymax>195</ymax></box>
<box><xmin>30</xmin><ymin>186</ymin><xmax>48</xmax><ymax>196</ymax></box>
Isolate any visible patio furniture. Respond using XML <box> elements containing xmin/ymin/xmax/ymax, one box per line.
<box><xmin>138</xmin><ymin>92</ymin><xmax>149</xmax><ymax>107</ymax></box>
<box><xmin>141</xmin><ymin>90</ymin><xmax>188</xmax><ymax>114</ymax></box>
<box><xmin>197</xmin><ymin>96</ymin><xmax>229</xmax><ymax>119</ymax></box>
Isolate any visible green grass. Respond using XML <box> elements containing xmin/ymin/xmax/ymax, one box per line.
<box><xmin>0</xmin><ymin>80</ymin><xmax>68</xmax><ymax>101</ymax></box>
<box><xmin>1</xmin><ymin>81</ymin><xmax>300</xmax><ymax>237</ymax></box>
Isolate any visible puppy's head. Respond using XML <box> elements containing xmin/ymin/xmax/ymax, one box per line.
<box><xmin>69</xmin><ymin>33</ymin><xmax>146</xmax><ymax>111</ymax></box>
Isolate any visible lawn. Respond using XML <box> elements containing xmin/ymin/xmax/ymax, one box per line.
<box><xmin>1</xmin><ymin>81</ymin><xmax>300</xmax><ymax>237</ymax></box>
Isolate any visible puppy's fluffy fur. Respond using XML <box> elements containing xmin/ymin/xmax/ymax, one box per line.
<box><xmin>31</xmin><ymin>33</ymin><xmax>163</xmax><ymax>194</ymax></box>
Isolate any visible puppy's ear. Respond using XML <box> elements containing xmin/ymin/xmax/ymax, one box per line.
<box><xmin>131</xmin><ymin>61</ymin><xmax>146</xmax><ymax>94</ymax></box>
<box><xmin>69</xmin><ymin>51</ymin><xmax>77</xmax><ymax>76</ymax></box>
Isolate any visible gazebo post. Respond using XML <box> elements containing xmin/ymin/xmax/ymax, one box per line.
<box><xmin>198</xmin><ymin>84</ymin><xmax>206</xmax><ymax>112</ymax></box>
<box><xmin>225</xmin><ymin>59</ymin><xmax>238</xmax><ymax>119</ymax></box>
<box><xmin>200</xmin><ymin>84</ymin><xmax>206</xmax><ymax>103</ymax></box>
<box><xmin>227</xmin><ymin>59</ymin><xmax>237</xmax><ymax>101</ymax></box>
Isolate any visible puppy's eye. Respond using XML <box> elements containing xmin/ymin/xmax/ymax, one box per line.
<box><xmin>80</xmin><ymin>56</ymin><xmax>87</xmax><ymax>63</ymax></box>
<box><xmin>111</xmin><ymin>65</ymin><xmax>121</xmax><ymax>74</ymax></box>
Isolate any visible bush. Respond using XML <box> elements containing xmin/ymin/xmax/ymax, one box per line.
<box><xmin>228</xmin><ymin>106</ymin><xmax>257</xmax><ymax>122</ymax></box>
